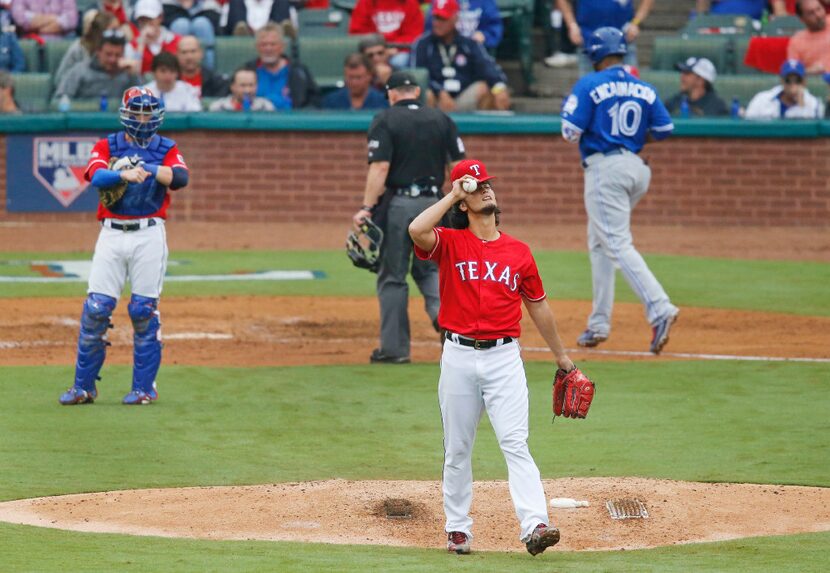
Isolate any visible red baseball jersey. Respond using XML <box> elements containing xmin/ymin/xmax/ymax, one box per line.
<box><xmin>414</xmin><ymin>227</ymin><xmax>547</xmax><ymax>339</ymax></box>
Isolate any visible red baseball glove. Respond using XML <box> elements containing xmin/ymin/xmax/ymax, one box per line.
<box><xmin>552</xmin><ymin>366</ymin><xmax>595</xmax><ymax>419</ymax></box>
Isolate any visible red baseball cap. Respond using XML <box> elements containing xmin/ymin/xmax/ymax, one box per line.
<box><xmin>433</xmin><ymin>0</ymin><xmax>460</xmax><ymax>19</ymax></box>
<box><xmin>451</xmin><ymin>159</ymin><xmax>496</xmax><ymax>183</ymax></box>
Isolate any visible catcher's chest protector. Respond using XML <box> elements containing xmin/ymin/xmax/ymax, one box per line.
<box><xmin>103</xmin><ymin>132</ymin><xmax>175</xmax><ymax>217</ymax></box>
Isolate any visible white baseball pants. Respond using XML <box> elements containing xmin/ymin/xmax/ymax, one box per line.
<box><xmin>583</xmin><ymin>152</ymin><xmax>677</xmax><ymax>334</ymax></box>
<box><xmin>87</xmin><ymin>219</ymin><xmax>168</xmax><ymax>300</ymax></box>
<box><xmin>439</xmin><ymin>339</ymin><xmax>550</xmax><ymax>542</ymax></box>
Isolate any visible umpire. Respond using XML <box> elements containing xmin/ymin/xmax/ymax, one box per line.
<box><xmin>352</xmin><ymin>70</ymin><xmax>466</xmax><ymax>364</ymax></box>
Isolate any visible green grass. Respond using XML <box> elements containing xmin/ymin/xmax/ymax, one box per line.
<box><xmin>0</xmin><ymin>361</ymin><xmax>829</xmax><ymax>572</ymax></box>
<box><xmin>0</xmin><ymin>524</ymin><xmax>827</xmax><ymax>573</ymax></box>
<box><xmin>0</xmin><ymin>250</ymin><xmax>828</xmax><ymax>316</ymax></box>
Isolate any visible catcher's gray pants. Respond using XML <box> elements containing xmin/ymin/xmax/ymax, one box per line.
<box><xmin>583</xmin><ymin>151</ymin><xmax>677</xmax><ymax>335</ymax></box>
<box><xmin>376</xmin><ymin>194</ymin><xmax>440</xmax><ymax>358</ymax></box>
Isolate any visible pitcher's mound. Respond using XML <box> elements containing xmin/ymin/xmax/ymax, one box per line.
<box><xmin>1</xmin><ymin>477</ymin><xmax>828</xmax><ymax>552</ymax></box>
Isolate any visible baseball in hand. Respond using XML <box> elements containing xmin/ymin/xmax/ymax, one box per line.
<box><xmin>462</xmin><ymin>179</ymin><xmax>477</xmax><ymax>192</ymax></box>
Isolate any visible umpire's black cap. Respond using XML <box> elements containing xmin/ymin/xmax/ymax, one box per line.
<box><xmin>385</xmin><ymin>71</ymin><xmax>417</xmax><ymax>91</ymax></box>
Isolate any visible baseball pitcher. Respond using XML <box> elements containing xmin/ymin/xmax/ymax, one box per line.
<box><xmin>59</xmin><ymin>86</ymin><xmax>189</xmax><ymax>406</ymax></box>
<box><xmin>409</xmin><ymin>159</ymin><xmax>590</xmax><ymax>556</ymax></box>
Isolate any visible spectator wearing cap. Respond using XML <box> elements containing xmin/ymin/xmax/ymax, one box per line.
<box><xmin>695</xmin><ymin>0</ymin><xmax>767</xmax><ymax>19</ymax></box>
<box><xmin>359</xmin><ymin>34</ymin><xmax>394</xmax><ymax>91</ymax></box>
<box><xmin>55</xmin><ymin>28</ymin><xmax>140</xmax><ymax>99</ymax></box>
<box><xmin>787</xmin><ymin>0</ymin><xmax>830</xmax><ymax>74</ymax></box>
<box><xmin>161</xmin><ymin>1</ymin><xmax>220</xmax><ymax>70</ymax></box>
<box><xmin>745</xmin><ymin>59</ymin><xmax>825</xmax><ymax>118</ymax></box>
<box><xmin>411</xmin><ymin>0</ymin><xmax>510</xmax><ymax>112</ymax></box>
<box><xmin>424</xmin><ymin>0</ymin><xmax>503</xmax><ymax>51</ymax></box>
<box><xmin>225</xmin><ymin>0</ymin><xmax>291</xmax><ymax>36</ymax></box>
<box><xmin>10</xmin><ymin>0</ymin><xmax>78</xmax><ymax>40</ymax></box>
<box><xmin>143</xmin><ymin>50</ymin><xmax>202</xmax><ymax>111</ymax></box>
<box><xmin>322</xmin><ymin>53</ymin><xmax>389</xmax><ymax>111</ymax></box>
<box><xmin>209</xmin><ymin>67</ymin><xmax>275</xmax><ymax>111</ymax></box>
<box><xmin>349</xmin><ymin>0</ymin><xmax>424</xmax><ymax>68</ymax></box>
<box><xmin>125</xmin><ymin>0</ymin><xmax>182</xmax><ymax>75</ymax></box>
<box><xmin>177</xmin><ymin>34</ymin><xmax>229</xmax><ymax>97</ymax></box>
<box><xmin>664</xmin><ymin>57</ymin><xmax>729</xmax><ymax>117</ymax></box>
<box><xmin>557</xmin><ymin>0</ymin><xmax>654</xmax><ymax>76</ymax></box>
<box><xmin>243</xmin><ymin>22</ymin><xmax>319</xmax><ymax>109</ymax></box>
<box><xmin>0</xmin><ymin>70</ymin><xmax>19</xmax><ymax>113</ymax></box>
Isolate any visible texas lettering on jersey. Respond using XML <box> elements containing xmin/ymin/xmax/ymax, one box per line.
<box><xmin>415</xmin><ymin>227</ymin><xmax>546</xmax><ymax>339</ymax></box>
<box><xmin>453</xmin><ymin>260</ymin><xmax>521</xmax><ymax>292</ymax></box>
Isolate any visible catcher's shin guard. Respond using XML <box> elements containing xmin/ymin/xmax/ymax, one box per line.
<box><xmin>73</xmin><ymin>293</ymin><xmax>117</xmax><ymax>391</ymax></box>
<box><xmin>128</xmin><ymin>294</ymin><xmax>162</xmax><ymax>393</ymax></box>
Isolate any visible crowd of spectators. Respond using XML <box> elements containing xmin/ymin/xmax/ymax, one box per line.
<box><xmin>0</xmin><ymin>0</ymin><xmax>827</xmax><ymax>117</ymax></box>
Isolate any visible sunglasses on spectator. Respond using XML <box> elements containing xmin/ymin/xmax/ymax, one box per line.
<box><xmin>102</xmin><ymin>29</ymin><xmax>126</xmax><ymax>39</ymax></box>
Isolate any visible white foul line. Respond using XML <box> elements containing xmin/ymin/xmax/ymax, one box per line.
<box><xmin>521</xmin><ymin>346</ymin><xmax>830</xmax><ymax>364</ymax></box>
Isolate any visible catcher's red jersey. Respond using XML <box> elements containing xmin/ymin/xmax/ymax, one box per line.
<box><xmin>414</xmin><ymin>227</ymin><xmax>546</xmax><ymax>339</ymax></box>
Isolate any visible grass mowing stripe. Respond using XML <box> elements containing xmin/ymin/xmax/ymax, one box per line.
<box><xmin>0</xmin><ymin>523</ymin><xmax>827</xmax><ymax>573</ymax></box>
<box><xmin>0</xmin><ymin>250</ymin><xmax>827</xmax><ymax>316</ymax></box>
<box><xmin>1</xmin><ymin>361</ymin><xmax>827</xmax><ymax>503</ymax></box>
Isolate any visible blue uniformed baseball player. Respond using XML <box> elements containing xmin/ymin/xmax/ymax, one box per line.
<box><xmin>561</xmin><ymin>27</ymin><xmax>679</xmax><ymax>354</ymax></box>
<box><xmin>59</xmin><ymin>86</ymin><xmax>189</xmax><ymax>406</ymax></box>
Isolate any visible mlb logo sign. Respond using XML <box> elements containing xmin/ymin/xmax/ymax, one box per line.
<box><xmin>32</xmin><ymin>137</ymin><xmax>97</xmax><ymax>208</ymax></box>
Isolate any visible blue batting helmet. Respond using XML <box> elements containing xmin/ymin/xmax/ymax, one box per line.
<box><xmin>119</xmin><ymin>87</ymin><xmax>164</xmax><ymax>148</ymax></box>
<box><xmin>585</xmin><ymin>26</ymin><xmax>628</xmax><ymax>64</ymax></box>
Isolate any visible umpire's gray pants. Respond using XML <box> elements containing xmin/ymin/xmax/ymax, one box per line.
<box><xmin>377</xmin><ymin>194</ymin><xmax>441</xmax><ymax>358</ymax></box>
<box><xmin>583</xmin><ymin>151</ymin><xmax>677</xmax><ymax>334</ymax></box>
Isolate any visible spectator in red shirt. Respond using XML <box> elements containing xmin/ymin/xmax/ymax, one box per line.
<box><xmin>349</xmin><ymin>0</ymin><xmax>424</xmax><ymax>67</ymax></box>
<box><xmin>125</xmin><ymin>0</ymin><xmax>181</xmax><ymax>75</ymax></box>
<box><xmin>99</xmin><ymin>0</ymin><xmax>136</xmax><ymax>40</ymax></box>
<box><xmin>787</xmin><ymin>0</ymin><xmax>830</xmax><ymax>73</ymax></box>
<box><xmin>771</xmin><ymin>0</ymin><xmax>830</xmax><ymax>15</ymax></box>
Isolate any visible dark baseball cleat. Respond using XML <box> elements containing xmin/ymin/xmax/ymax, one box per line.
<box><xmin>650</xmin><ymin>309</ymin><xmax>679</xmax><ymax>354</ymax></box>
<box><xmin>59</xmin><ymin>386</ymin><xmax>97</xmax><ymax>405</ymax></box>
<box><xmin>577</xmin><ymin>329</ymin><xmax>608</xmax><ymax>348</ymax></box>
<box><xmin>525</xmin><ymin>524</ymin><xmax>561</xmax><ymax>556</ymax></box>
<box><xmin>369</xmin><ymin>349</ymin><xmax>411</xmax><ymax>364</ymax></box>
<box><xmin>447</xmin><ymin>531</ymin><xmax>471</xmax><ymax>554</ymax></box>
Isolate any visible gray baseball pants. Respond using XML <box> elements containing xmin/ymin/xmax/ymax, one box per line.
<box><xmin>583</xmin><ymin>151</ymin><xmax>677</xmax><ymax>335</ymax></box>
<box><xmin>377</xmin><ymin>194</ymin><xmax>441</xmax><ymax>358</ymax></box>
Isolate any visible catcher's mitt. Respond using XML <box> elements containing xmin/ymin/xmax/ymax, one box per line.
<box><xmin>552</xmin><ymin>366</ymin><xmax>595</xmax><ymax>420</ymax></box>
<box><xmin>98</xmin><ymin>156</ymin><xmax>138</xmax><ymax>208</ymax></box>
<box><xmin>346</xmin><ymin>218</ymin><xmax>384</xmax><ymax>273</ymax></box>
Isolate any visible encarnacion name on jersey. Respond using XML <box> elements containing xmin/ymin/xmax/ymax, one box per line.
<box><xmin>589</xmin><ymin>82</ymin><xmax>657</xmax><ymax>105</ymax></box>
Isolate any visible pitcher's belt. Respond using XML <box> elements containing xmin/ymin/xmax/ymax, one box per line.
<box><xmin>445</xmin><ymin>331</ymin><xmax>513</xmax><ymax>350</ymax></box>
<box><xmin>102</xmin><ymin>218</ymin><xmax>159</xmax><ymax>232</ymax></box>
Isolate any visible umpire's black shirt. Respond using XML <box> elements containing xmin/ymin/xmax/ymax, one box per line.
<box><xmin>367</xmin><ymin>99</ymin><xmax>466</xmax><ymax>188</ymax></box>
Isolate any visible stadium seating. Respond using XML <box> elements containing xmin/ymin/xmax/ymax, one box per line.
<box><xmin>651</xmin><ymin>35</ymin><xmax>731</xmax><ymax>74</ymax></box>
<box><xmin>761</xmin><ymin>15</ymin><xmax>804</xmax><ymax>36</ymax></box>
<box><xmin>495</xmin><ymin>0</ymin><xmax>534</xmax><ymax>87</ymax></box>
<box><xmin>681</xmin><ymin>14</ymin><xmax>756</xmax><ymax>35</ymax></box>
<box><xmin>12</xmin><ymin>73</ymin><xmax>51</xmax><ymax>112</ymax></box>
<box><xmin>297</xmin><ymin>35</ymin><xmax>372</xmax><ymax>89</ymax></box>
<box><xmin>214</xmin><ymin>36</ymin><xmax>259</xmax><ymax>76</ymax></box>
<box><xmin>297</xmin><ymin>8</ymin><xmax>349</xmax><ymax>36</ymax></box>
<box><xmin>641</xmin><ymin>69</ymin><xmax>829</xmax><ymax>108</ymax></box>
<box><xmin>19</xmin><ymin>39</ymin><xmax>42</xmax><ymax>73</ymax></box>
<box><xmin>44</xmin><ymin>39</ymin><xmax>76</xmax><ymax>76</ymax></box>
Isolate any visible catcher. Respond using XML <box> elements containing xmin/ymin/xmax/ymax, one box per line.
<box><xmin>59</xmin><ymin>86</ymin><xmax>188</xmax><ymax>406</ymax></box>
<box><xmin>408</xmin><ymin>159</ymin><xmax>595</xmax><ymax>556</ymax></box>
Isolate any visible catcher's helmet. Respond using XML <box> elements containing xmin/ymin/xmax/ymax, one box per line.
<box><xmin>585</xmin><ymin>26</ymin><xmax>627</xmax><ymax>64</ymax></box>
<box><xmin>119</xmin><ymin>86</ymin><xmax>164</xmax><ymax>148</ymax></box>
<box><xmin>346</xmin><ymin>218</ymin><xmax>384</xmax><ymax>273</ymax></box>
